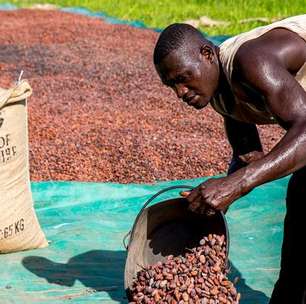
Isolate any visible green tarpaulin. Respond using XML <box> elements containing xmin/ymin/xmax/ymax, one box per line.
<box><xmin>0</xmin><ymin>177</ymin><xmax>288</xmax><ymax>303</ymax></box>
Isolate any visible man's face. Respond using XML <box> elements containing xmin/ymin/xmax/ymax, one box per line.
<box><xmin>155</xmin><ymin>45</ymin><xmax>219</xmax><ymax>110</ymax></box>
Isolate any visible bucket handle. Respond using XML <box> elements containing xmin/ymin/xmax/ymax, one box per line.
<box><xmin>123</xmin><ymin>185</ymin><xmax>194</xmax><ymax>250</ymax></box>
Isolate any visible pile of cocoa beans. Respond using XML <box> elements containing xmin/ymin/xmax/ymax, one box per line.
<box><xmin>129</xmin><ymin>234</ymin><xmax>240</xmax><ymax>303</ymax></box>
<box><xmin>0</xmin><ymin>10</ymin><xmax>284</xmax><ymax>183</ymax></box>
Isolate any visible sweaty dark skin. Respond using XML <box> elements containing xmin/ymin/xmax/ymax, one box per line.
<box><xmin>156</xmin><ymin>28</ymin><xmax>306</xmax><ymax>214</ymax></box>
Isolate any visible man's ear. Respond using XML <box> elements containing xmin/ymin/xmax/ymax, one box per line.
<box><xmin>200</xmin><ymin>45</ymin><xmax>214</xmax><ymax>63</ymax></box>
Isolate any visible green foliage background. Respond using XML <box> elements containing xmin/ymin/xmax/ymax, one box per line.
<box><xmin>1</xmin><ymin>0</ymin><xmax>305</xmax><ymax>35</ymax></box>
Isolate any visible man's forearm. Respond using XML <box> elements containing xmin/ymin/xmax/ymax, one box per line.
<box><xmin>241</xmin><ymin>123</ymin><xmax>306</xmax><ymax>192</ymax></box>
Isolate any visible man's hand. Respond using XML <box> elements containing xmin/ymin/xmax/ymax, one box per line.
<box><xmin>181</xmin><ymin>152</ymin><xmax>264</xmax><ymax>214</ymax></box>
<box><xmin>182</xmin><ymin>171</ymin><xmax>247</xmax><ymax>214</ymax></box>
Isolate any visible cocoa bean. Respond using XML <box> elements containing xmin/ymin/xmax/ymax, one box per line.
<box><xmin>130</xmin><ymin>234</ymin><xmax>240</xmax><ymax>303</ymax></box>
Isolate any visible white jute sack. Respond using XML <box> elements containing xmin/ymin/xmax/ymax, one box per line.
<box><xmin>0</xmin><ymin>80</ymin><xmax>48</xmax><ymax>253</ymax></box>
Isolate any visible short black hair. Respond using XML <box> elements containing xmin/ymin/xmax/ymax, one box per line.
<box><xmin>153</xmin><ymin>23</ymin><xmax>210</xmax><ymax>65</ymax></box>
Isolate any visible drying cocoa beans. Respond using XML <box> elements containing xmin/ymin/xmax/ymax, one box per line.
<box><xmin>0</xmin><ymin>10</ymin><xmax>284</xmax><ymax>183</ymax></box>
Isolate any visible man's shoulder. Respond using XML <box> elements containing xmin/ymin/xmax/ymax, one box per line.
<box><xmin>233</xmin><ymin>27</ymin><xmax>302</xmax><ymax>75</ymax></box>
<box><xmin>232</xmin><ymin>44</ymin><xmax>270</xmax><ymax>80</ymax></box>
<box><xmin>218</xmin><ymin>28</ymin><xmax>274</xmax><ymax>82</ymax></box>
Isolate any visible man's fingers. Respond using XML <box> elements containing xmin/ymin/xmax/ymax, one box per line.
<box><xmin>180</xmin><ymin>191</ymin><xmax>191</xmax><ymax>197</ymax></box>
<box><xmin>179</xmin><ymin>190</ymin><xmax>199</xmax><ymax>211</ymax></box>
<box><xmin>189</xmin><ymin>201</ymin><xmax>200</xmax><ymax>212</ymax></box>
<box><xmin>189</xmin><ymin>192</ymin><xmax>202</xmax><ymax>211</ymax></box>
<box><xmin>179</xmin><ymin>186</ymin><xmax>215</xmax><ymax>215</ymax></box>
<box><xmin>205</xmin><ymin>208</ymin><xmax>216</xmax><ymax>216</ymax></box>
<box><xmin>179</xmin><ymin>190</ymin><xmax>201</xmax><ymax>211</ymax></box>
<box><xmin>198</xmin><ymin>203</ymin><xmax>216</xmax><ymax>216</ymax></box>
<box><xmin>186</xmin><ymin>188</ymin><xmax>200</xmax><ymax>202</ymax></box>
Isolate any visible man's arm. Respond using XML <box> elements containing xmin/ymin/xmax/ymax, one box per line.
<box><xmin>224</xmin><ymin>116</ymin><xmax>263</xmax><ymax>175</ymax></box>
<box><xmin>185</xmin><ymin>53</ymin><xmax>306</xmax><ymax>213</ymax></box>
<box><xmin>236</xmin><ymin>54</ymin><xmax>306</xmax><ymax>193</ymax></box>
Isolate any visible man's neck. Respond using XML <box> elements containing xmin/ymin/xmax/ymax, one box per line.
<box><xmin>215</xmin><ymin>46</ymin><xmax>231</xmax><ymax>97</ymax></box>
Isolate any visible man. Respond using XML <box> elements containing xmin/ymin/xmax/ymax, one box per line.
<box><xmin>153</xmin><ymin>15</ymin><xmax>306</xmax><ymax>303</ymax></box>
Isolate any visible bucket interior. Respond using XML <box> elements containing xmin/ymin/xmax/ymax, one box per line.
<box><xmin>124</xmin><ymin>198</ymin><xmax>228</xmax><ymax>291</ymax></box>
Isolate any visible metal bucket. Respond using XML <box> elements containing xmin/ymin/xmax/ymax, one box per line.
<box><xmin>124</xmin><ymin>185</ymin><xmax>229</xmax><ymax>297</ymax></box>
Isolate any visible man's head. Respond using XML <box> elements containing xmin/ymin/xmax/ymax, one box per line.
<box><xmin>154</xmin><ymin>23</ymin><xmax>220</xmax><ymax>109</ymax></box>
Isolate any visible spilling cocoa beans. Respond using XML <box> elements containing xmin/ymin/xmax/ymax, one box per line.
<box><xmin>129</xmin><ymin>234</ymin><xmax>240</xmax><ymax>303</ymax></box>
